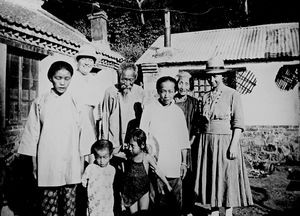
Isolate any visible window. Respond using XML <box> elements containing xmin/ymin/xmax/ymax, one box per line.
<box><xmin>191</xmin><ymin>71</ymin><xmax>238</xmax><ymax>100</ymax></box>
<box><xmin>6</xmin><ymin>47</ymin><xmax>40</xmax><ymax>125</ymax></box>
<box><xmin>184</xmin><ymin>67</ymin><xmax>256</xmax><ymax>101</ymax></box>
<box><xmin>275</xmin><ymin>64</ymin><xmax>299</xmax><ymax>91</ymax></box>
<box><xmin>193</xmin><ymin>78</ymin><xmax>211</xmax><ymax>99</ymax></box>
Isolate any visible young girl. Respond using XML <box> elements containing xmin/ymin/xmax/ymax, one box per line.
<box><xmin>122</xmin><ymin>128</ymin><xmax>172</xmax><ymax>216</ymax></box>
<box><xmin>82</xmin><ymin>140</ymin><xmax>115</xmax><ymax>216</ymax></box>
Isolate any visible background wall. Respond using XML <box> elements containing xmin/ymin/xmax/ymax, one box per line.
<box><xmin>241</xmin><ymin>61</ymin><xmax>299</xmax><ymax>126</ymax></box>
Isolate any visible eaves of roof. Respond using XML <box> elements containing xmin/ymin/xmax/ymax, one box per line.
<box><xmin>0</xmin><ymin>0</ymin><xmax>87</xmax><ymax>55</ymax></box>
<box><xmin>0</xmin><ymin>0</ymin><xmax>124</xmax><ymax>64</ymax></box>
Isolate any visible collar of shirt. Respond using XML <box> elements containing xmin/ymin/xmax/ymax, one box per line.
<box><xmin>156</xmin><ymin>99</ymin><xmax>175</xmax><ymax>109</ymax></box>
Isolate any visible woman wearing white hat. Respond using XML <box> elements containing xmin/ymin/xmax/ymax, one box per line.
<box><xmin>194</xmin><ymin>57</ymin><xmax>253</xmax><ymax>216</ymax></box>
<box><xmin>67</xmin><ymin>44</ymin><xmax>98</xmax><ymax>158</ymax></box>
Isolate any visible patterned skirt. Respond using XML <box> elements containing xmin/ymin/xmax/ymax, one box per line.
<box><xmin>194</xmin><ymin>133</ymin><xmax>253</xmax><ymax>208</ymax></box>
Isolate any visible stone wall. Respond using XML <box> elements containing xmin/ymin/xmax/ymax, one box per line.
<box><xmin>1</xmin><ymin>123</ymin><xmax>299</xmax><ymax>170</ymax></box>
<box><xmin>0</xmin><ymin>125</ymin><xmax>24</xmax><ymax>158</ymax></box>
<box><xmin>241</xmin><ymin>125</ymin><xmax>300</xmax><ymax>170</ymax></box>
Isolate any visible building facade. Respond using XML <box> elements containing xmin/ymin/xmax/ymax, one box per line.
<box><xmin>136</xmin><ymin>22</ymin><xmax>300</xmax><ymax>168</ymax></box>
<box><xmin>0</xmin><ymin>0</ymin><xmax>124</xmax><ymax>158</ymax></box>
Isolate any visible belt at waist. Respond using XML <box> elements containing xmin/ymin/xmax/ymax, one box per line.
<box><xmin>203</xmin><ymin>120</ymin><xmax>232</xmax><ymax>134</ymax></box>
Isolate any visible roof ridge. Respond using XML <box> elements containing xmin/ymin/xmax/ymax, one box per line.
<box><xmin>172</xmin><ymin>22</ymin><xmax>299</xmax><ymax>36</ymax></box>
<box><xmin>36</xmin><ymin>8</ymin><xmax>88</xmax><ymax>42</ymax></box>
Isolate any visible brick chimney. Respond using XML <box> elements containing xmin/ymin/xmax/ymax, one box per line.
<box><xmin>153</xmin><ymin>9</ymin><xmax>173</xmax><ymax>58</ymax></box>
<box><xmin>87</xmin><ymin>10</ymin><xmax>110</xmax><ymax>49</ymax></box>
<box><xmin>164</xmin><ymin>9</ymin><xmax>171</xmax><ymax>47</ymax></box>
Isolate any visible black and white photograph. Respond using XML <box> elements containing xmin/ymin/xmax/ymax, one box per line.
<box><xmin>0</xmin><ymin>0</ymin><xmax>299</xmax><ymax>216</ymax></box>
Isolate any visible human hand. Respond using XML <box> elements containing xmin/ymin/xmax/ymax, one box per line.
<box><xmin>32</xmin><ymin>167</ymin><xmax>37</xmax><ymax>180</ymax></box>
<box><xmin>1</xmin><ymin>205</ymin><xmax>14</xmax><ymax>216</ymax></box>
<box><xmin>227</xmin><ymin>144</ymin><xmax>238</xmax><ymax>160</ymax></box>
<box><xmin>4</xmin><ymin>152</ymin><xmax>19</xmax><ymax>166</ymax></box>
<box><xmin>115</xmin><ymin>151</ymin><xmax>127</xmax><ymax>160</ymax></box>
<box><xmin>32</xmin><ymin>156</ymin><xmax>37</xmax><ymax>180</ymax></box>
<box><xmin>180</xmin><ymin>163</ymin><xmax>188</xmax><ymax>179</ymax></box>
<box><xmin>166</xmin><ymin>184</ymin><xmax>172</xmax><ymax>192</ymax></box>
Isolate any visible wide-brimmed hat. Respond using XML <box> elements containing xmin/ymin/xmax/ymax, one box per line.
<box><xmin>204</xmin><ymin>57</ymin><xmax>234</xmax><ymax>74</ymax></box>
<box><xmin>75</xmin><ymin>44</ymin><xmax>97</xmax><ymax>62</ymax></box>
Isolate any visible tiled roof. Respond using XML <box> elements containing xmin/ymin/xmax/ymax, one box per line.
<box><xmin>0</xmin><ymin>0</ymin><xmax>88</xmax><ymax>55</ymax></box>
<box><xmin>0</xmin><ymin>0</ymin><xmax>124</xmax><ymax>65</ymax></box>
<box><xmin>95</xmin><ymin>46</ymin><xmax>124</xmax><ymax>70</ymax></box>
<box><xmin>136</xmin><ymin>22</ymin><xmax>299</xmax><ymax>65</ymax></box>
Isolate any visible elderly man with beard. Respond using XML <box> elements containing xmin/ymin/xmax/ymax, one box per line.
<box><xmin>101</xmin><ymin>62</ymin><xmax>145</xmax><ymax>216</ymax></box>
<box><xmin>101</xmin><ymin>62</ymin><xmax>145</xmax><ymax>155</ymax></box>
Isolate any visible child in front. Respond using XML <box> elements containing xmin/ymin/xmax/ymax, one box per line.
<box><xmin>82</xmin><ymin>140</ymin><xmax>115</xmax><ymax>216</ymax></box>
<box><xmin>122</xmin><ymin>128</ymin><xmax>172</xmax><ymax>216</ymax></box>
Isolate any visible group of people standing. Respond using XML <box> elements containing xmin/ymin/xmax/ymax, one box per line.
<box><xmin>15</xmin><ymin>44</ymin><xmax>253</xmax><ymax>216</ymax></box>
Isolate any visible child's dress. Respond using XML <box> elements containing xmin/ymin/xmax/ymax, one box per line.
<box><xmin>82</xmin><ymin>162</ymin><xmax>115</xmax><ymax>216</ymax></box>
<box><xmin>122</xmin><ymin>159</ymin><xmax>150</xmax><ymax>207</ymax></box>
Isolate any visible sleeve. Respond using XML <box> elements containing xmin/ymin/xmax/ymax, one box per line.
<box><xmin>190</xmin><ymin>99</ymin><xmax>201</xmax><ymax>136</ymax></box>
<box><xmin>178</xmin><ymin>109</ymin><xmax>190</xmax><ymax>150</ymax></box>
<box><xmin>17</xmin><ymin>99</ymin><xmax>40</xmax><ymax>157</ymax></box>
<box><xmin>79</xmin><ymin>105</ymin><xmax>97</xmax><ymax>156</ymax></box>
<box><xmin>112</xmin><ymin>166</ymin><xmax>116</xmax><ymax>178</ymax></box>
<box><xmin>101</xmin><ymin>89</ymin><xmax>111</xmax><ymax>140</ymax></box>
<box><xmin>140</xmin><ymin>86</ymin><xmax>146</xmax><ymax>107</ymax></box>
<box><xmin>139</xmin><ymin>105</ymin><xmax>151</xmax><ymax>137</ymax></box>
<box><xmin>139</xmin><ymin>106</ymin><xmax>153</xmax><ymax>150</ymax></box>
<box><xmin>81</xmin><ymin>165</ymin><xmax>90</xmax><ymax>187</ymax></box>
<box><xmin>231</xmin><ymin>91</ymin><xmax>245</xmax><ymax>132</ymax></box>
<box><xmin>140</xmin><ymin>105</ymin><xmax>160</xmax><ymax>158</ymax></box>
<box><xmin>85</xmin><ymin>84</ymin><xmax>97</xmax><ymax>107</ymax></box>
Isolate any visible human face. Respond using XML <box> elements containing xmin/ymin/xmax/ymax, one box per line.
<box><xmin>128</xmin><ymin>138</ymin><xmax>142</xmax><ymax>156</ymax></box>
<box><xmin>177</xmin><ymin>77</ymin><xmax>190</xmax><ymax>96</ymax></box>
<box><xmin>119</xmin><ymin>69</ymin><xmax>136</xmax><ymax>94</ymax></box>
<box><xmin>77</xmin><ymin>57</ymin><xmax>95</xmax><ymax>75</ymax></box>
<box><xmin>95</xmin><ymin>148</ymin><xmax>111</xmax><ymax>167</ymax></box>
<box><xmin>51</xmin><ymin>69</ymin><xmax>72</xmax><ymax>95</ymax></box>
<box><xmin>208</xmin><ymin>74</ymin><xmax>223</xmax><ymax>89</ymax></box>
<box><xmin>158</xmin><ymin>80</ymin><xmax>175</xmax><ymax>106</ymax></box>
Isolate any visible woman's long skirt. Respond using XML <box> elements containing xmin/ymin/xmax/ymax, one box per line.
<box><xmin>194</xmin><ymin>133</ymin><xmax>253</xmax><ymax>207</ymax></box>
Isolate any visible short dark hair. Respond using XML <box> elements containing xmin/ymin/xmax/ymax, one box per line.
<box><xmin>91</xmin><ymin>139</ymin><xmax>113</xmax><ymax>156</ymax></box>
<box><xmin>129</xmin><ymin>128</ymin><xmax>147</xmax><ymax>153</ymax></box>
<box><xmin>156</xmin><ymin>76</ymin><xmax>177</xmax><ymax>91</ymax></box>
<box><xmin>47</xmin><ymin>61</ymin><xmax>73</xmax><ymax>81</ymax></box>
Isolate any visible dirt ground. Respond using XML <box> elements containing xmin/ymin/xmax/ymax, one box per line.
<box><xmin>193</xmin><ymin>164</ymin><xmax>300</xmax><ymax>216</ymax></box>
<box><xmin>2</xmin><ymin>156</ymin><xmax>300</xmax><ymax>216</ymax></box>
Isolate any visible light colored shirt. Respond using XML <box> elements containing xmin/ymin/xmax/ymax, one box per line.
<box><xmin>67</xmin><ymin>70</ymin><xmax>96</xmax><ymax>106</ymax></box>
<box><xmin>92</xmin><ymin>68</ymin><xmax>118</xmax><ymax>120</ymax></box>
<box><xmin>140</xmin><ymin>100</ymin><xmax>190</xmax><ymax>178</ymax></box>
<box><xmin>18</xmin><ymin>90</ymin><xmax>90</xmax><ymax>187</ymax></box>
<box><xmin>82</xmin><ymin>164</ymin><xmax>115</xmax><ymax>216</ymax></box>
<box><xmin>101</xmin><ymin>84</ymin><xmax>145</xmax><ymax>148</ymax></box>
<box><xmin>67</xmin><ymin>70</ymin><xmax>97</xmax><ymax>146</ymax></box>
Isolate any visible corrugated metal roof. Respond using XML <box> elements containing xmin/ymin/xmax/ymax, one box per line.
<box><xmin>136</xmin><ymin>22</ymin><xmax>299</xmax><ymax>65</ymax></box>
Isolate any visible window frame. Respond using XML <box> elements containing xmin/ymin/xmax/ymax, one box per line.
<box><xmin>5</xmin><ymin>46</ymin><xmax>40</xmax><ymax>126</ymax></box>
<box><xmin>180</xmin><ymin>67</ymin><xmax>247</xmax><ymax>101</ymax></box>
